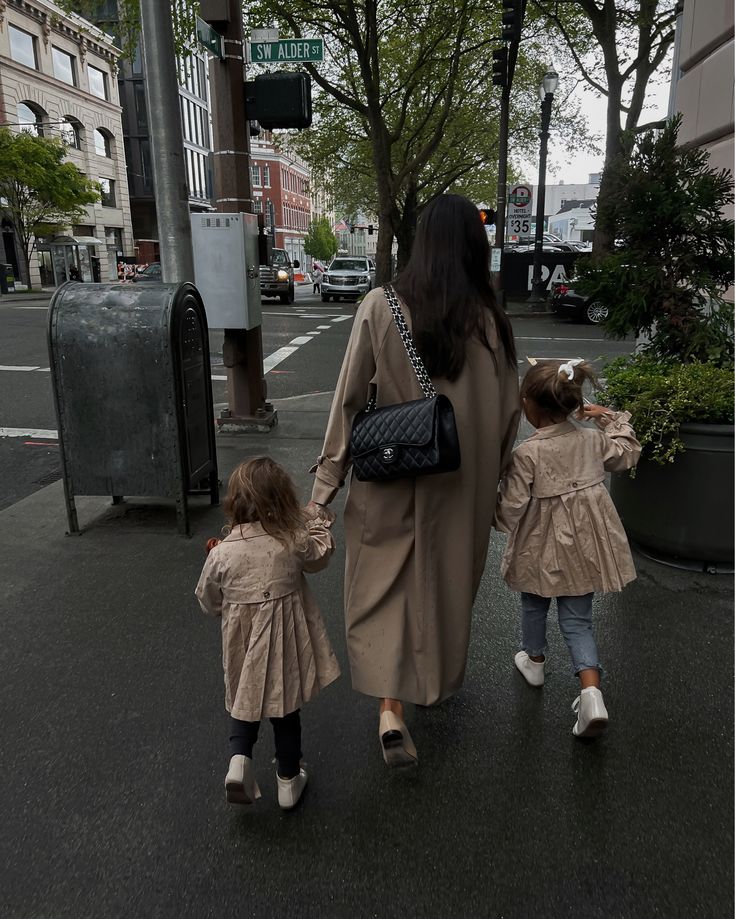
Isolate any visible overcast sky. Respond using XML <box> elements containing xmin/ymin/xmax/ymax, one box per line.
<box><xmin>521</xmin><ymin>73</ymin><xmax>673</xmax><ymax>186</ymax></box>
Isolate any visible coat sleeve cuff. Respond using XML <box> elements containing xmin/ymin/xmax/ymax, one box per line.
<box><xmin>310</xmin><ymin>455</ymin><xmax>346</xmax><ymax>506</ymax></box>
<box><xmin>595</xmin><ymin>410</ymin><xmax>632</xmax><ymax>431</ymax></box>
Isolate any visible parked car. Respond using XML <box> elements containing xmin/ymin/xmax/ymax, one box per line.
<box><xmin>131</xmin><ymin>262</ymin><xmax>162</xmax><ymax>282</ymax></box>
<box><xmin>321</xmin><ymin>257</ymin><xmax>375</xmax><ymax>302</ymax></box>
<box><xmin>550</xmin><ymin>282</ymin><xmax>609</xmax><ymax>325</ymax></box>
<box><xmin>260</xmin><ymin>248</ymin><xmax>298</xmax><ymax>304</ymax></box>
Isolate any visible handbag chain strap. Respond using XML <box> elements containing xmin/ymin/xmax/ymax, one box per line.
<box><xmin>383</xmin><ymin>284</ymin><xmax>437</xmax><ymax>399</ymax></box>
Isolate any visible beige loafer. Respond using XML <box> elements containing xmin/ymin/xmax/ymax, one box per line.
<box><xmin>379</xmin><ymin>710</ymin><xmax>418</xmax><ymax>767</ymax></box>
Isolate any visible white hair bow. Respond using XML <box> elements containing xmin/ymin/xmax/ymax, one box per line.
<box><xmin>558</xmin><ymin>358</ymin><xmax>584</xmax><ymax>381</ymax></box>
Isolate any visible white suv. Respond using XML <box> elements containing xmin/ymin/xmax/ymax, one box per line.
<box><xmin>322</xmin><ymin>257</ymin><xmax>375</xmax><ymax>302</ymax></box>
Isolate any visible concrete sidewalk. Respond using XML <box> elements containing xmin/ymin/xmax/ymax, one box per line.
<box><xmin>0</xmin><ymin>393</ymin><xmax>732</xmax><ymax>918</ymax></box>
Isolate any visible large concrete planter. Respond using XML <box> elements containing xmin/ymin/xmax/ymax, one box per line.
<box><xmin>610</xmin><ymin>422</ymin><xmax>734</xmax><ymax>565</ymax></box>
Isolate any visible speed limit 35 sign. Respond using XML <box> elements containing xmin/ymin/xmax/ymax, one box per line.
<box><xmin>508</xmin><ymin>183</ymin><xmax>533</xmax><ymax>236</ymax></box>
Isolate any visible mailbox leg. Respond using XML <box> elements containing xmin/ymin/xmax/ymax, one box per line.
<box><xmin>112</xmin><ymin>495</ymin><xmax>124</xmax><ymax>505</ymax></box>
<box><xmin>63</xmin><ymin>483</ymin><xmax>80</xmax><ymax>536</ymax></box>
<box><xmin>176</xmin><ymin>489</ymin><xmax>190</xmax><ymax>537</ymax></box>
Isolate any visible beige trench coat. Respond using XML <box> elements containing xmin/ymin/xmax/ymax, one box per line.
<box><xmin>495</xmin><ymin>412</ymin><xmax>641</xmax><ymax>597</ymax></box>
<box><xmin>195</xmin><ymin>520</ymin><xmax>341</xmax><ymax>721</ymax></box>
<box><xmin>311</xmin><ymin>287</ymin><xmax>520</xmax><ymax>705</ymax></box>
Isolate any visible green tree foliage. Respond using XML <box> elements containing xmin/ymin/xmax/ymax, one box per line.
<box><xmin>577</xmin><ymin>117</ymin><xmax>734</xmax><ymax>365</ymax></box>
<box><xmin>303</xmin><ymin>216</ymin><xmax>337</xmax><ymax>262</ymax></box>
<box><xmin>531</xmin><ymin>0</ymin><xmax>679</xmax><ymax>254</ymax></box>
<box><xmin>249</xmin><ymin>0</ymin><xmax>592</xmax><ymax>280</ymax></box>
<box><xmin>0</xmin><ymin>129</ymin><xmax>100</xmax><ymax>287</ymax></box>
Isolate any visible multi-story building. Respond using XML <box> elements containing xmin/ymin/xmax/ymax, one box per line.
<box><xmin>335</xmin><ymin>214</ymin><xmax>379</xmax><ymax>259</ymax></box>
<box><xmin>0</xmin><ymin>0</ymin><xmax>133</xmax><ymax>287</ymax></box>
<box><xmin>116</xmin><ymin>40</ymin><xmax>213</xmax><ymax>264</ymax></box>
<box><xmin>250</xmin><ymin>131</ymin><xmax>311</xmax><ymax>266</ymax></box>
<box><xmin>529</xmin><ymin>175</ymin><xmax>601</xmax><ymax>229</ymax></box>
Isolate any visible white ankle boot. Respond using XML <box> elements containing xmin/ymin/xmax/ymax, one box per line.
<box><xmin>514</xmin><ymin>650</ymin><xmax>545</xmax><ymax>687</ymax></box>
<box><xmin>225</xmin><ymin>755</ymin><xmax>261</xmax><ymax>806</ymax></box>
<box><xmin>277</xmin><ymin>767</ymin><xmax>308</xmax><ymax>809</ymax></box>
<box><xmin>572</xmin><ymin>687</ymin><xmax>609</xmax><ymax>737</ymax></box>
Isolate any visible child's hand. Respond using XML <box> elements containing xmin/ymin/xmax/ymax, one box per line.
<box><xmin>205</xmin><ymin>538</ymin><xmax>221</xmax><ymax>555</ymax></box>
<box><xmin>581</xmin><ymin>404</ymin><xmax>614</xmax><ymax>420</ymax></box>
<box><xmin>305</xmin><ymin>501</ymin><xmax>335</xmax><ymax>527</ymax></box>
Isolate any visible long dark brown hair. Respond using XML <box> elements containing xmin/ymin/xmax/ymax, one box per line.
<box><xmin>223</xmin><ymin>456</ymin><xmax>305</xmax><ymax>547</ymax></box>
<box><xmin>392</xmin><ymin>194</ymin><xmax>517</xmax><ymax>380</ymax></box>
<box><xmin>521</xmin><ymin>360</ymin><xmax>597</xmax><ymax>418</ymax></box>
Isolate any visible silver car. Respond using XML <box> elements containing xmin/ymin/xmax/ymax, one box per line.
<box><xmin>321</xmin><ymin>257</ymin><xmax>375</xmax><ymax>302</ymax></box>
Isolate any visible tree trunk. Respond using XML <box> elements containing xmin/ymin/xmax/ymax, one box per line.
<box><xmin>375</xmin><ymin>213</ymin><xmax>395</xmax><ymax>285</ymax></box>
<box><xmin>17</xmin><ymin>237</ymin><xmax>31</xmax><ymax>289</ymax></box>
<box><xmin>396</xmin><ymin>180</ymin><xmax>418</xmax><ymax>274</ymax></box>
<box><xmin>592</xmin><ymin>79</ymin><xmax>624</xmax><ymax>258</ymax></box>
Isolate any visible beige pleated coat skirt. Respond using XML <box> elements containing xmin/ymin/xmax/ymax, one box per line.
<box><xmin>311</xmin><ymin>287</ymin><xmax>520</xmax><ymax>706</ymax></box>
<box><xmin>495</xmin><ymin>412</ymin><xmax>641</xmax><ymax>597</ymax></box>
<box><xmin>195</xmin><ymin>520</ymin><xmax>340</xmax><ymax>721</ymax></box>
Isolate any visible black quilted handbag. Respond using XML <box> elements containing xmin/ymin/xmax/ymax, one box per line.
<box><xmin>350</xmin><ymin>285</ymin><xmax>461</xmax><ymax>482</ymax></box>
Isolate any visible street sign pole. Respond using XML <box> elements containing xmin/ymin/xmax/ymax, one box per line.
<box><xmin>205</xmin><ymin>0</ymin><xmax>276</xmax><ymax>430</ymax></box>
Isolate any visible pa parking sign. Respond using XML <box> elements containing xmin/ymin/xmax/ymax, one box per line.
<box><xmin>508</xmin><ymin>184</ymin><xmax>533</xmax><ymax>235</ymax></box>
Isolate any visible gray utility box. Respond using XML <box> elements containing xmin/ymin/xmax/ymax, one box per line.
<box><xmin>190</xmin><ymin>212</ymin><xmax>262</xmax><ymax>329</ymax></box>
<box><xmin>48</xmin><ymin>282</ymin><xmax>219</xmax><ymax>536</ymax></box>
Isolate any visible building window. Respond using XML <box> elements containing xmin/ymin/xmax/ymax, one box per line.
<box><xmin>139</xmin><ymin>139</ymin><xmax>152</xmax><ymax>192</ymax></box>
<box><xmin>9</xmin><ymin>25</ymin><xmax>37</xmax><ymax>69</ymax></box>
<box><xmin>94</xmin><ymin>129</ymin><xmax>111</xmax><ymax>157</ymax></box>
<box><xmin>254</xmin><ymin>199</ymin><xmax>263</xmax><ymax>214</ymax></box>
<box><xmin>134</xmin><ymin>82</ymin><xmax>148</xmax><ymax>132</ymax></box>
<box><xmin>105</xmin><ymin>227</ymin><xmax>123</xmax><ymax>249</ymax></box>
<box><xmin>52</xmin><ymin>47</ymin><xmax>76</xmax><ymax>86</ymax></box>
<box><xmin>251</xmin><ymin>165</ymin><xmax>261</xmax><ymax>187</ymax></box>
<box><xmin>263</xmin><ymin>165</ymin><xmax>270</xmax><ymax>187</ymax></box>
<box><xmin>17</xmin><ymin>102</ymin><xmax>44</xmax><ymax>136</ymax></box>
<box><xmin>88</xmin><ymin>65</ymin><xmax>109</xmax><ymax>100</ymax></box>
<box><xmin>60</xmin><ymin>118</ymin><xmax>82</xmax><ymax>149</ymax></box>
<box><xmin>99</xmin><ymin>178</ymin><xmax>116</xmax><ymax>207</ymax></box>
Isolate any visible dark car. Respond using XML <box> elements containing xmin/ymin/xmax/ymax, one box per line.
<box><xmin>550</xmin><ymin>282</ymin><xmax>609</xmax><ymax>325</ymax></box>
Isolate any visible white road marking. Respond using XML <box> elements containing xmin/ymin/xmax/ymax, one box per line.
<box><xmin>264</xmin><ymin>345</ymin><xmax>300</xmax><ymax>372</ymax></box>
<box><xmin>331</xmin><ymin>316</ymin><xmax>353</xmax><ymax>323</ymax></box>
<box><xmin>307</xmin><ymin>331</ymin><xmax>321</xmax><ymax>335</ymax></box>
<box><xmin>515</xmin><ymin>336</ymin><xmax>607</xmax><ymax>342</ymax></box>
<box><xmin>289</xmin><ymin>336</ymin><xmax>313</xmax><ymax>345</ymax></box>
<box><xmin>0</xmin><ymin>364</ymin><xmax>39</xmax><ymax>371</ymax></box>
<box><xmin>211</xmin><ymin>374</ymin><xmax>227</xmax><ymax>381</ymax></box>
<box><xmin>11</xmin><ymin>305</ymin><xmax>48</xmax><ymax>310</ymax></box>
<box><xmin>0</xmin><ymin>426</ymin><xmax>58</xmax><ymax>439</ymax></box>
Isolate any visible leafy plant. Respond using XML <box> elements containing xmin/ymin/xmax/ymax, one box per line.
<box><xmin>577</xmin><ymin>117</ymin><xmax>735</xmax><ymax>366</ymax></box>
<box><xmin>303</xmin><ymin>216</ymin><xmax>337</xmax><ymax>262</ymax></box>
<box><xmin>599</xmin><ymin>355</ymin><xmax>734</xmax><ymax>465</ymax></box>
<box><xmin>0</xmin><ymin>129</ymin><xmax>100</xmax><ymax>287</ymax></box>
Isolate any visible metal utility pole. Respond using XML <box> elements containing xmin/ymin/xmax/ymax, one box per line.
<box><xmin>139</xmin><ymin>0</ymin><xmax>194</xmax><ymax>283</ymax></box>
<box><xmin>202</xmin><ymin>0</ymin><xmax>276</xmax><ymax>430</ymax></box>
<box><xmin>528</xmin><ymin>72</ymin><xmax>558</xmax><ymax>304</ymax></box>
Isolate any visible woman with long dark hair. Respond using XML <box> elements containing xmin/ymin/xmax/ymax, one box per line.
<box><xmin>310</xmin><ymin>194</ymin><xmax>520</xmax><ymax>766</ymax></box>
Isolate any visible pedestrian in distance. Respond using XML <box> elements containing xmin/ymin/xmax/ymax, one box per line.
<box><xmin>309</xmin><ymin>193</ymin><xmax>520</xmax><ymax>768</ymax></box>
<box><xmin>312</xmin><ymin>264</ymin><xmax>323</xmax><ymax>294</ymax></box>
<box><xmin>495</xmin><ymin>359</ymin><xmax>641</xmax><ymax>737</ymax></box>
<box><xmin>196</xmin><ymin>457</ymin><xmax>340</xmax><ymax>810</ymax></box>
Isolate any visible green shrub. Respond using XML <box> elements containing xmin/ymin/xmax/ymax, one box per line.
<box><xmin>600</xmin><ymin>355</ymin><xmax>734</xmax><ymax>465</ymax></box>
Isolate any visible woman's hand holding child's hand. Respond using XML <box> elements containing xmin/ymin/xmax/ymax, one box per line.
<box><xmin>305</xmin><ymin>501</ymin><xmax>336</xmax><ymax>527</ymax></box>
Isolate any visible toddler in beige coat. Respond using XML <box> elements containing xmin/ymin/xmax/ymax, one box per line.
<box><xmin>196</xmin><ymin>457</ymin><xmax>340</xmax><ymax>810</ymax></box>
<box><xmin>495</xmin><ymin>359</ymin><xmax>641</xmax><ymax>738</ymax></box>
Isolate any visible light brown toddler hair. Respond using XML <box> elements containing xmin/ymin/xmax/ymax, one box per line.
<box><xmin>521</xmin><ymin>360</ymin><xmax>596</xmax><ymax>419</ymax></box>
<box><xmin>224</xmin><ymin>456</ymin><xmax>305</xmax><ymax>547</ymax></box>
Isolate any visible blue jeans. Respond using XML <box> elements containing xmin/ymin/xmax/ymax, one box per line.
<box><xmin>520</xmin><ymin>592</ymin><xmax>600</xmax><ymax>674</ymax></box>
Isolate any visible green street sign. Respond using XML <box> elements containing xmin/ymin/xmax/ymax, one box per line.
<box><xmin>196</xmin><ymin>17</ymin><xmax>223</xmax><ymax>60</ymax></box>
<box><xmin>250</xmin><ymin>39</ymin><xmax>324</xmax><ymax>63</ymax></box>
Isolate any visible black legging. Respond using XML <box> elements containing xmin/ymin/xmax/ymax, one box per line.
<box><xmin>229</xmin><ymin>710</ymin><xmax>302</xmax><ymax>779</ymax></box>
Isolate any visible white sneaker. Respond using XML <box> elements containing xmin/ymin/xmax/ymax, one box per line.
<box><xmin>277</xmin><ymin>767</ymin><xmax>308</xmax><ymax>809</ymax></box>
<box><xmin>225</xmin><ymin>755</ymin><xmax>261</xmax><ymax>806</ymax></box>
<box><xmin>514</xmin><ymin>650</ymin><xmax>545</xmax><ymax>687</ymax></box>
<box><xmin>572</xmin><ymin>687</ymin><xmax>609</xmax><ymax>738</ymax></box>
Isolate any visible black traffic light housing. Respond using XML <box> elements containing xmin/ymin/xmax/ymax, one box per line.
<box><xmin>244</xmin><ymin>72</ymin><xmax>312</xmax><ymax>130</ymax></box>
<box><xmin>367</xmin><ymin>224</ymin><xmax>374</xmax><ymax>235</ymax></box>
<box><xmin>502</xmin><ymin>0</ymin><xmax>522</xmax><ymax>43</ymax></box>
<box><xmin>479</xmin><ymin>208</ymin><xmax>497</xmax><ymax>225</ymax></box>
<box><xmin>492</xmin><ymin>48</ymin><xmax>508</xmax><ymax>87</ymax></box>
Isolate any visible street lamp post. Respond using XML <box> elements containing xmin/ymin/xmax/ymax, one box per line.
<box><xmin>527</xmin><ymin>70</ymin><xmax>558</xmax><ymax>305</ymax></box>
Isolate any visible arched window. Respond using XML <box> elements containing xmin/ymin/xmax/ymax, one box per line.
<box><xmin>60</xmin><ymin>117</ymin><xmax>82</xmax><ymax>150</ymax></box>
<box><xmin>17</xmin><ymin>102</ymin><xmax>45</xmax><ymax>136</ymax></box>
<box><xmin>94</xmin><ymin>128</ymin><xmax>112</xmax><ymax>157</ymax></box>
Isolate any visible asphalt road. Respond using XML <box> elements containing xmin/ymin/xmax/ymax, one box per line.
<box><xmin>0</xmin><ymin>287</ymin><xmax>632</xmax><ymax>513</ymax></box>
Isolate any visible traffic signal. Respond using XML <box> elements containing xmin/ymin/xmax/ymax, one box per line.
<box><xmin>502</xmin><ymin>0</ymin><xmax>522</xmax><ymax>43</ymax></box>
<box><xmin>492</xmin><ymin>48</ymin><xmax>508</xmax><ymax>87</ymax></box>
<box><xmin>244</xmin><ymin>72</ymin><xmax>312</xmax><ymax>130</ymax></box>
<box><xmin>479</xmin><ymin>208</ymin><xmax>496</xmax><ymax>225</ymax></box>
<box><xmin>367</xmin><ymin>224</ymin><xmax>374</xmax><ymax>235</ymax></box>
